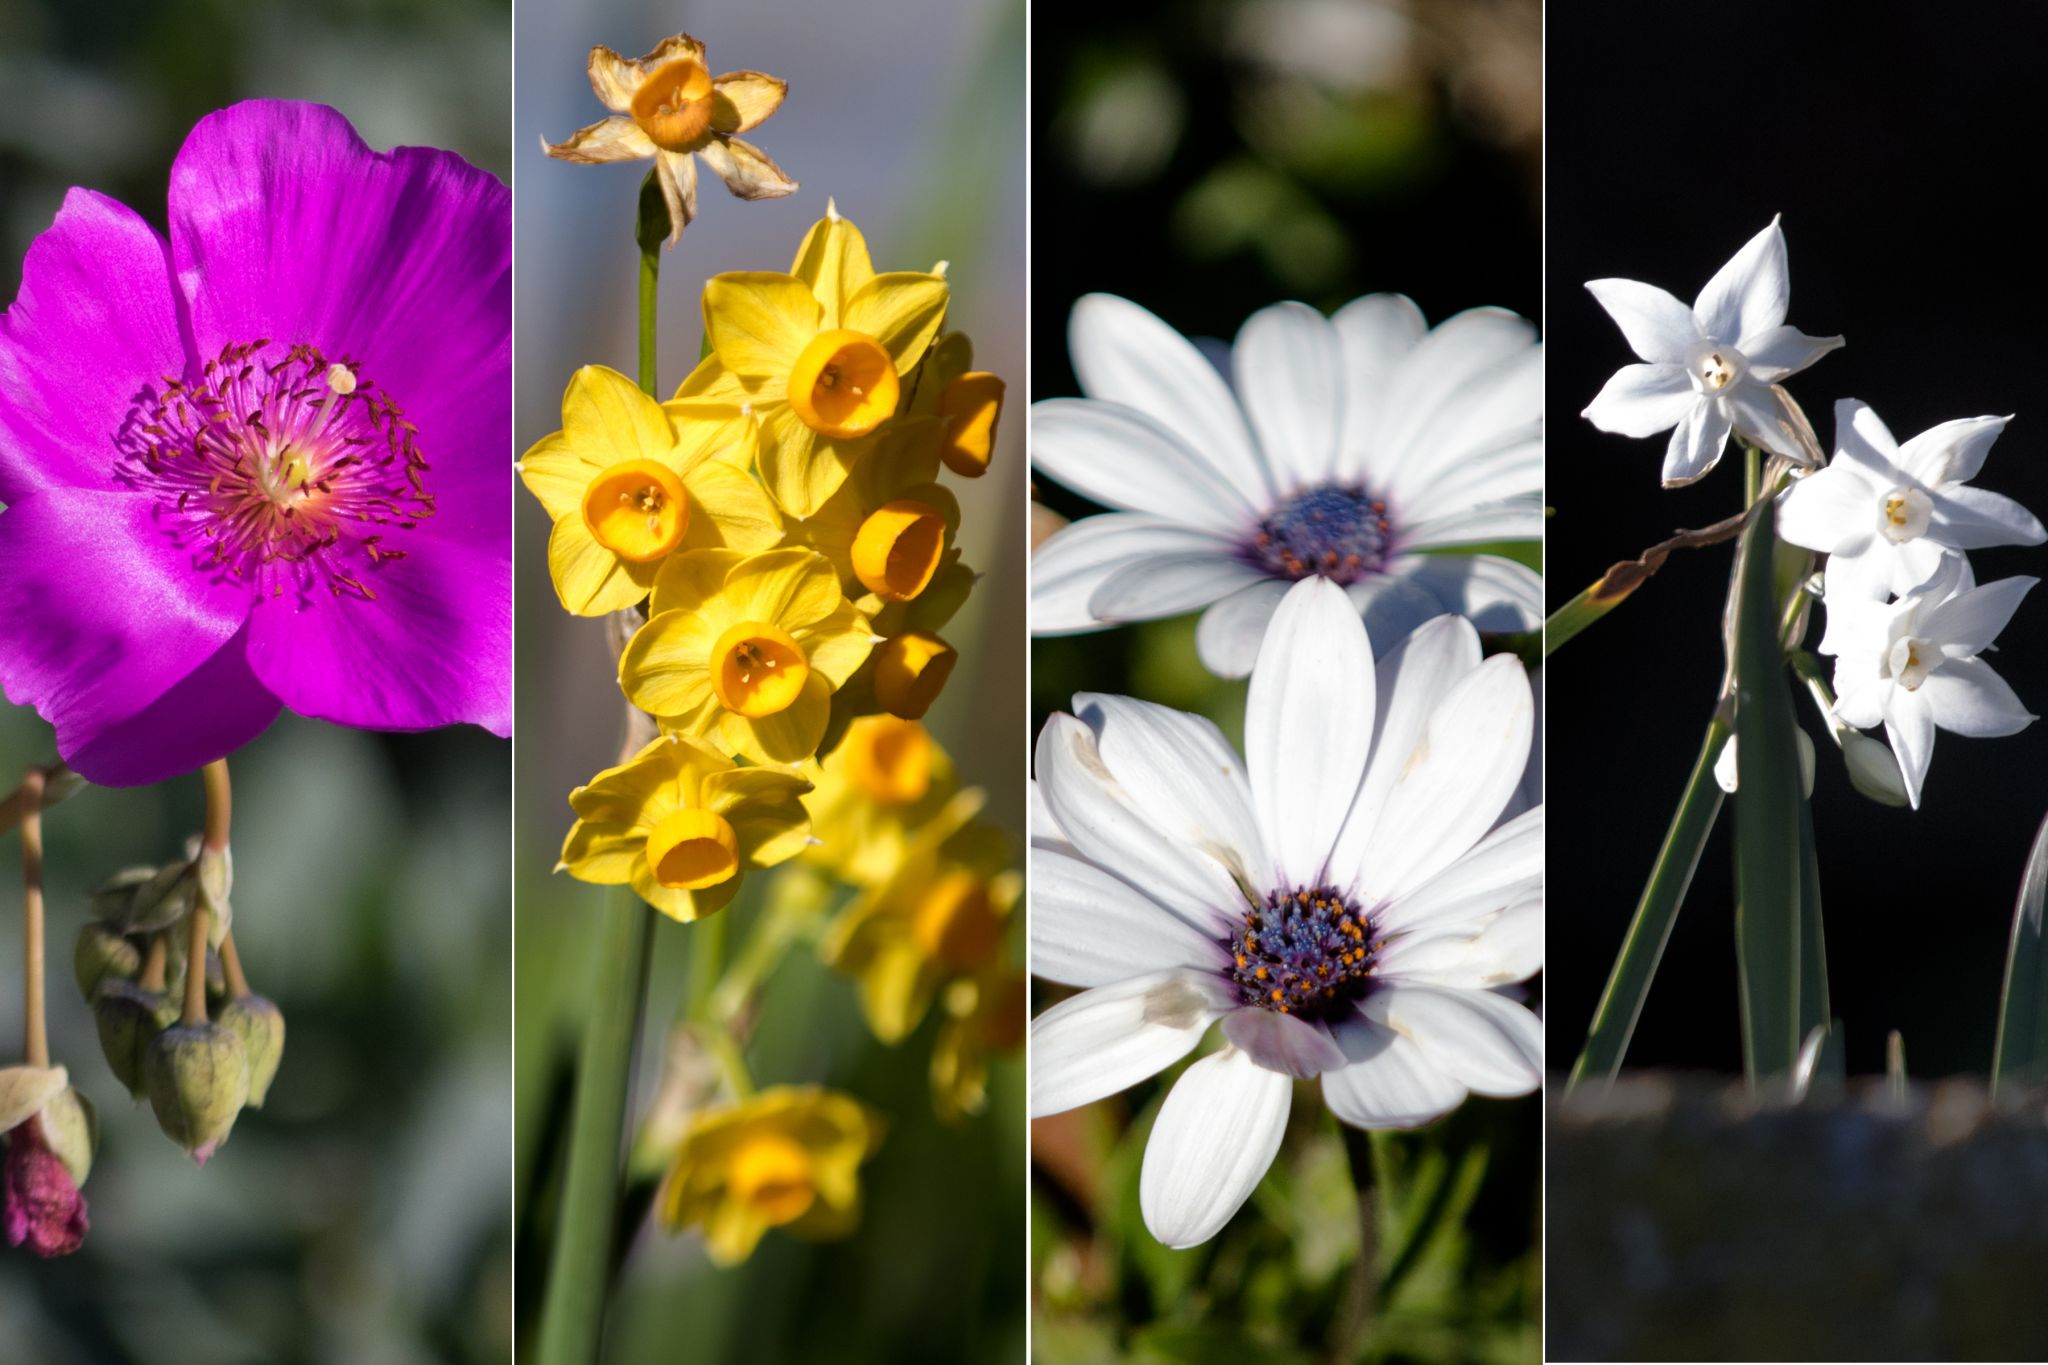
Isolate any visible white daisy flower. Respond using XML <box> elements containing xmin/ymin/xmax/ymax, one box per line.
<box><xmin>1778</xmin><ymin>398</ymin><xmax>2044</xmax><ymax>603</ymax></box>
<box><xmin>1582</xmin><ymin>217</ymin><xmax>1842</xmax><ymax>486</ymax></box>
<box><xmin>1030</xmin><ymin>577</ymin><xmax>1541</xmax><ymax>1248</ymax></box>
<box><xmin>1031</xmin><ymin>292</ymin><xmax>1542</xmax><ymax>678</ymax></box>
<box><xmin>1824</xmin><ymin>557</ymin><xmax>2038</xmax><ymax>808</ymax></box>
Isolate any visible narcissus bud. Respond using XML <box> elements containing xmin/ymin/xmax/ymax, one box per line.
<box><xmin>145</xmin><ymin>1024</ymin><xmax>249</xmax><ymax>1165</ymax></box>
<box><xmin>74</xmin><ymin>922</ymin><xmax>142</xmax><ymax>999</ymax></box>
<box><xmin>95</xmin><ymin>983</ymin><xmax>178</xmax><ymax>1099</ymax></box>
<box><xmin>218</xmin><ymin>996</ymin><xmax>286</xmax><ymax>1108</ymax></box>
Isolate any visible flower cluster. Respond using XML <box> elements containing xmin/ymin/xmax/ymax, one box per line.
<box><xmin>1585</xmin><ymin>219</ymin><xmax>2042</xmax><ymax>807</ymax></box>
<box><xmin>528</xmin><ymin>66</ymin><xmax>1017</xmax><ymax>1265</ymax></box>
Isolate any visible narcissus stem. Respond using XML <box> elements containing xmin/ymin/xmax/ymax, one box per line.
<box><xmin>20</xmin><ymin>768</ymin><xmax>48</xmax><ymax>1068</ymax></box>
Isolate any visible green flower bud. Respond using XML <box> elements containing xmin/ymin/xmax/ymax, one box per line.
<box><xmin>87</xmin><ymin>866</ymin><xmax>156</xmax><ymax>924</ymax></box>
<box><xmin>121</xmin><ymin>861</ymin><xmax>197</xmax><ymax>935</ymax></box>
<box><xmin>94</xmin><ymin>982</ymin><xmax>178</xmax><ymax>1099</ymax></box>
<box><xmin>74</xmin><ymin>922</ymin><xmax>143</xmax><ymax>1000</ymax></box>
<box><xmin>146</xmin><ymin>1023</ymin><xmax>249</xmax><ymax>1165</ymax></box>
<box><xmin>33</xmin><ymin>1086</ymin><xmax>97</xmax><ymax>1187</ymax></box>
<box><xmin>218</xmin><ymin>996</ymin><xmax>285</xmax><ymax>1108</ymax></box>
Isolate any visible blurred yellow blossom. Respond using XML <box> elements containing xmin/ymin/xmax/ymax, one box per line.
<box><xmin>801</xmin><ymin>716</ymin><xmax>961</xmax><ymax>887</ymax></box>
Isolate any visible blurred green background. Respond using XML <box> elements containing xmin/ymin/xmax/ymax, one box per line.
<box><xmin>1030</xmin><ymin>1</ymin><xmax>1539</xmax><ymax>1360</ymax></box>
<box><xmin>512</xmin><ymin>1</ymin><xmax>1026</xmax><ymax>1361</ymax></box>
<box><xmin>0</xmin><ymin>0</ymin><xmax>511</xmax><ymax>1359</ymax></box>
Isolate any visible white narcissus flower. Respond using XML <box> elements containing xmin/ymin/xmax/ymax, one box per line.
<box><xmin>1031</xmin><ymin>293</ymin><xmax>1542</xmax><ymax>678</ymax></box>
<box><xmin>1824</xmin><ymin>558</ymin><xmax>2038</xmax><ymax>808</ymax></box>
<box><xmin>1582</xmin><ymin>217</ymin><xmax>1842</xmax><ymax>486</ymax></box>
<box><xmin>1778</xmin><ymin>399</ymin><xmax>2044</xmax><ymax>603</ymax></box>
<box><xmin>1029</xmin><ymin>577</ymin><xmax>1541</xmax><ymax>1248</ymax></box>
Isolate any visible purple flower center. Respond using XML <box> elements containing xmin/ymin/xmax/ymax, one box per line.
<box><xmin>1244</xmin><ymin>484</ymin><xmax>1392</xmax><ymax>584</ymax></box>
<box><xmin>1224</xmin><ymin>882</ymin><xmax>1381</xmax><ymax>1022</ymax></box>
<box><xmin>114</xmin><ymin>339</ymin><xmax>435</xmax><ymax>603</ymax></box>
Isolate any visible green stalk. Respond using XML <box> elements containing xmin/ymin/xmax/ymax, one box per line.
<box><xmin>1568</xmin><ymin>716</ymin><xmax>1730</xmax><ymax>1089</ymax></box>
<box><xmin>535</xmin><ymin>171</ymin><xmax>672</xmax><ymax>1365</ymax></box>
<box><xmin>1991</xmin><ymin>808</ymin><xmax>2048</xmax><ymax>1098</ymax></box>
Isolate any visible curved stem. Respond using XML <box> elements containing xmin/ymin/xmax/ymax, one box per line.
<box><xmin>219</xmin><ymin>932</ymin><xmax>252</xmax><ymax>1000</ymax></box>
<box><xmin>0</xmin><ymin>762</ymin><xmax>80</xmax><ymax>837</ymax></box>
<box><xmin>140</xmin><ymin>933</ymin><xmax>168</xmax><ymax>992</ymax></box>
<box><xmin>200</xmin><ymin>758</ymin><xmax>232</xmax><ymax>852</ymax></box>
<box><xmin>20</xmin><ymin>768</ymin><xmax>48</xmax><ymax>1068</ymax></box>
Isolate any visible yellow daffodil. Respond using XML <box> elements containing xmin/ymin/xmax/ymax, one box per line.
<box><xmin>903</xmin><ymin>330</ymin><xmax>1006</xmax><ymax>479</ymax></box>
<box><xmin>519</xmin><ymin>366</ymin><xmax>781</xmax><ymax>616</ymax></box>
<box><xmin>620</xmin><ymin>547</ymin><xmax>873</xmax><ymax>764</ymax></box>
<box><xmin>543</xmin><ymin>34</ymin><xmax>796</xmax><ymax>247</ymax></box>
<box><xmin>658</xmin><ymin>1086</ymin><xmax>883</xmax><ymax>1265</ymax></box>
<box><xmin>559</xmin><ymin>735</ymin><xmax>811</xmax><ymax>922</ymax></box>
<box><xmin>791</xmin><ymin>417</ymin><xmax>964</xmax><ymax>607</ymax></box>
<box><xmin>800</xmin><ymin>715</ymin><xmax>960</xmax><ymax>887</ymax></box>
<box><xmin>821</xmin><ymin>800</ymin><xmax>1017</xmax><ymax>1044</ymax></box>
<box><xmin>931</xmin><ymin>966</ymin><xmax>1025</xmax><ymax>1123</ymax></box>
<box><xmin>676</xmin><ymin>207</ymin><xmax>949</xmax><ymax>517</ymax></box>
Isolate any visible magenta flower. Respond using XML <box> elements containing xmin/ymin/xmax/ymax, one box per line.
<box><xmin>0</xmin><ymin>101</ymin><xmax>510</xmax><ymax>785</ymax></box>
<box><xmin>2</xmin><ymin>1121</ymin><xmax>87</xmax><ymax>1258</ymax></box>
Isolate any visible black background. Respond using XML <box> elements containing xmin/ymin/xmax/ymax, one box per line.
<box><xmin>1547</xmin><ymin>1</ymin><xmax>2048</xmax><ymax>1077</ymax></box>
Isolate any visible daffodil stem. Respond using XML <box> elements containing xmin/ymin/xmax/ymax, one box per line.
<box><xmin>539</xmin><ymin>887</ymin><xmax>656</xmax><ymax>1365</ymax></box>
<box><xmin>684</xmin><ymin>912</ymin><xmax>727</xmax><ymax>1024</ymax></box>
<box><xmin>1568</xmin><ymin>715</ymin><xmax>1731</xmax><ymax>1089</ymax></box>
<box><xmin>200</xmin><ymin>758</ymin><xmax>231</xmax><ymax>853</ymax></box>
<box><xmin>638</xmin><ymin>252</ymin><xmax>659</xmax><ymax>397</ymax></box>
<box><xmin>20</xmin><ymin>768</ymin><xmax>48</xmax><ymax>1069</ymax></box>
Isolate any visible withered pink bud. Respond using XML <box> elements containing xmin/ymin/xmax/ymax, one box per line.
<box><xmin>3</xmin><ymin>1120</ymin><xmax>89</xmax><ymax>1258</ymax></box>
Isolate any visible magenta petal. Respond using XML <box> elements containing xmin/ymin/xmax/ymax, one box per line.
<box><xmin>4</xmin><ymin>1122</ymin><xmax>89</xmax><ymax>1258</ymax></box>
<box><xmin>0</xmin><ymin>188</ymin><xmax>189</xmax><ymax>503</ymax></box>
<box><xmin>244</xmin><ymin>531</ymin><xmax>510</xmax><ymax>736</ymax></box>
<box><xmin>67</xmin><ymin>623</ymin><xmax>281</xmax><ymax>786</ymax></box>
<box><xmin>0</xmin><ymin>489</ymin><xmax>254</xmax><ymax>766</ymax></box>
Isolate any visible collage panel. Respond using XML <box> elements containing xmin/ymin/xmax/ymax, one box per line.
<box><xmin>0</xmin><ymin>0</ymin><xmax>513</xmax><ymax>1359</ymax></box>
<box><xmin>1028</xmin><ymin>1</ymin><xmax>1543</xmax><ymax>1360</ymax></box>
<box><xmin>1548</xmin><ymin>5</ymin><xmax>2048</xmax><ymax>1361</ymax></box>
<box><xmin>510</xmin><ymin>1</ymin><xmax>1026</xmax><ymax>1361</ymax></box>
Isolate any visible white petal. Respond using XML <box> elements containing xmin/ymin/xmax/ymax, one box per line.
<box><xmin>1662</xmin><ymin>397</ymin><xmax>1731</xmax><ymax>485</ymax></box>
<box><xmin>1074</xmin><ymin>692</ymin><xmax>1268</xmax><ymax>887</ymax></box>
<box><xmin>1365</xmin><ymin>983</ymin><xmax>1542</xmax><ymax>1097</ymax></box>
<box><xmin>1027</xmin><ymin>778</ymin><xmax>1070</xmax><ymax>851</ymax></box>
<box><xmin>1029</xmin><ymin>844</ymin><xmax>1230</xmax><ymax>988</ymax></box>
<box><xmin>1347</xmin><ymin>655</ymin><xmax>1533</xmax><ymax>902</ymax></box>
<box><xmin>1375</xmin><ymin>805</ymin><xmax>1543</xmax><ymax>936</ymax></box>
<box><xmin>1929</xmin><ymin>486</ymin><xmax>2047</xmax><ymax>550</ymax></box>
<box><xmin>1035</xmin><ymin>713</ymin><xmax>1246</xmax><ymax>930</ymax></box>
<box><xmin>1696</xmin><ymin>217</ymin><xmax>1790</xmax><ymax>344</ymax></box>
<box><xmin>1332</xmin><ymin>293</ymin><xmax>1427</xmax><ymax>472</ymax></box>
<box><xmin>1582</xmin><ymin>363</ymin><xmax>1694</xmax><ymax>438</ymax></box>
<box><xmin>1397</xmin><ymin>437</ymin><xmax>1542</xmax><ymax>523</ymax></box>
<box><xmin>1897</xmin><ymin>414</ymin><xmax>2008</xmax><ymax>487</ymax></box>
<box><xmin>1727</xmin><ymin>382</ymin><xmax>1811</xmax><ymax>460</ymax></box>
<box><xmin>1090</xmin><ymin>551</ymin><xmax>1264</xmax><ymax>622</ymax></box>
<box><xmin>1920</xmin><ymin>657</ymin><xmax>2036</xmax><ymax>738</ymax></box>
<box><xmin>1402</xmin><ymin>495</ymin><xmax>1545</xmax><ymax>551</ymax></box>
<box><xmin>1392</xmin><ymin>554</ymin><xmax>1545</xmax><ymax>634</ymax></box>
<box><xmin>1223</xmin><ymin>1008</ymin><xmax>1348</xmax><ymax>1078</ymax></box>
<box><xmin>1031</xmin><ymin>398</ymin><xmax>1259</xmax><ymax>531</ymax></box>
<box><xmin>1393</xmin><ymin>341</ymin><xmax>1541</xmax><ymax>483</ymax></box>
<box><xmin>1032</xmin><ymin>514</ymin><xmax>1238</xmax><ymax>634</ymax></box>
<box><xmin>1584</xmin><ymin>278</ymin><xmax>1700</xmax><ymax>364</ymax></box>
<box><xmin>1138</xmin><ymin>1047</ymin><xmax>1292</xmax><ymax>1248</ymax></box>
<box><xmin>1195</xmin><ymin>580</ymin><xmax>1293</xmax><ymax>679</ymax></box>
<box><xmin>1923</xmin><ymin>575</ymin><xmax>2036</xmax><ymax>655</ymax></box>
<box><xmin>1833</xmin><ymin>398</ymin><xmax>1903</xmax><ymax>477</ymax></box>
<box><xmin>1322</xmin><ymin>1018</ymin><xmax>1467</xmax><ymax>1129</ymax></box>
<box><xmin>1743</xmin><ymin>325</ymin><xmax>1843</xmax><ymax>383</ymax></box>
<box><xmin>1378</xmin><ymin>897</ymin><xmax>1543</xmax><ymax>988</ymax></box>
<box><xmin>1776</xmin><ymin>463</ymin><xmax>1872</xmax><ymax>555</ymax></box>
<box><xmin>1068</xmin><ymin>294</ymin><xmax>1272</xmax><ymax>506</ymax></box>
<box><xmin>1327</xmin><ymin>615</ymin><xmax>1484</xmax><ymax>892</ymax></box>
<box><xmin>1029</xmin><ymin>970</ymin><xmax>1236</xmax><ymax>1117</ymax></box>
<box><xmin>1234</xmin><ymin>301</ymin><xmax>1345</xmax><ymax>495</ymax></box>
<box><xmin>1376</xmin><ymin>309</ymin><xmax>1537</xmax><ymax>494</ymax></box>
<box><xmin>1345</xmin><ymin>575</ymin><xmax>1458</xmax><ymax>656</ymax></box>
<box><xmin>1883</xmin><ymin>692</ymin><xmax>1935</xmax><ymax>810</ymax></box>
<box><xmin>1246</xmin><ymin>578</ymin><xmax>1375</xmax><ymax>886</ymax></box>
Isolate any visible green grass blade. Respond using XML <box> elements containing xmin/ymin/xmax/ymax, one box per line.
<box><xmin>1796</xmin><ymin>789</ymin><xmax>1830</xmax><ymax>1039</ymax></box>
<box><xmin>1991</xmin><ymin>808</ymin><xmax>2048</xmax><ymax>1098</ymax></box>
<box><xmin>1731</xmin><ymin>500</ymin><xmax>1803</xmax><ymax>1091</ymax></box>
<box><xmin>1567</xmin><ymin>716</ymin><xmax>1729</xmax><ymax>1090</ymax></box>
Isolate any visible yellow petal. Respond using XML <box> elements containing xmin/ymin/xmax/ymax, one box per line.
<box><xmin>791</xmin><ymin>210</ymin><xmax>877</xmax><ymax>327</ymax></box>
<box><xmin>724</xmin><ymin>671</ymin><xmax>830</xmax><ymax>763</ymax></box>
<box><xmin>632</xmin><ymin>859</ymin><xmax>739</xmax><ymax>924</ymax></box>
<box><xmin>671</xmin><ymin>405</ymin><xmax>758</xmax><ymax>469</ymax></box>
<box><xmin>518</xmin><ymin>431</ymin><xmax>603</xmax><ymax>520</ymax></box>
<box><xmin>620</xmin><ymin>610</ymin><xmax>720</xmax><ymax>714</ymax></box>
<box><xmin>724</xmin><ymin>547</ymin><xmax>843</xmax><ymax>631</ymax></box>
<box><xmin>563</xmin><ymin>365</ymin><xmax>676</xmax><ymax>465</ymax></box>
<box><xmin>797</xmin><ymin>602</ymin><xmax>875</xmax><ymax>688</ymax></box>
<box><xmin>650</xmin><ymin>547</ymin><xmax>747</xmax><ymax>617</ymax></box>
<box><xmin>702</xmin><ymin>767</ymin><xmax>814</xmax><ymax>866</ymax></box>
<box><xmin>638</xmin><ymin>33</ymin><xmax>707</xmax><ymax>70</ymax></box>
<box><xmin>586</xmin><ymin>45</ymin><xmax>645</xmax><ymax>112</ymax></box>
<box><xmin>680</xmin><ymin>458</ymin><xmax>782</xmax><ymax>553</ymax></box>
<box><xmin>700</xmin><ymin>1199</ymin><xmax>773</xmax><ymax>1264</ymax></box>
<box><xmin>698</xmin><ymin>134</ymin><xmax>799</xmax><ymax>201</ymax></box>
<box><xmin>558</xmin><ymin>821</ymin><xmax>642</xmax><ymax>884</ymax></box>
<box><xmin>711</xmin><ymin>71</ymin><xmax>788</xmax><ymax>134</ymax></box>
<box><xmin>548</xmin><ymin>515</ymin><xmax>655</xmax><ymax>616</ymax></box>
<box><xmin>857</xmin><ymin>942</ymin><xmax>935</xmax><ymax>1044</ymax></box>
<box><xmin>843</xmin><ymin>273</ymin><xmax>950</xmax><ymax>373</ymax></box>
<box><xmin>758</xmin><ymin>402</ymin><xmax>861</xmax><ymax>518</ymax></box>
<box><xmin>544</xmin><ymin>115</ymin><xmax>656</xmax><ymax>164</ymax></box>
<box><xmin>702</xmin><ymin>273</ymin><xmax>819</xmax><ymax>381</ymax></box>
<box><xmin>669</xmin><ymin>355</ymin><xmax>765</xmax><ymax>409</ymax></box>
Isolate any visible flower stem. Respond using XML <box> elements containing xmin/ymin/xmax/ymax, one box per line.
<box><xmin>182</xmin><ymin>901</ymin><xmax>210</xmax><ymax>1027</ymax></box>
<box><xmin>200</xmin><ymin>759</ymin><xmax>232</xmax><ymax>853</ymax></box>
<box><xmin>219</xmin><ymin>932</ymin><xmax>252</xmax><ymax>1000</ymax></box>
<box><xmin>20</xmin><ymin>769</ymin><xmax>48</xmax><ymax>1068</ymax></box>
<box><xmin>1568</xmin><ymin>715</ymin><xmax>1731</xmax><ymax>1089</ymax></box>
<box><xmin>1329</xmin><ymin>1125</ymin><xmax>1380</xmax><ymax>1363</ymax></box>
<box><xmin>634</xmin><ymin>169</ymin><xmax>665</xmax><ymax>398</ymax></box>
<box><xmin>0</xmin><ymin>763</ymin><xmax>81</xmax><ymax>837</ymax></box>
<box><xmin>539</xmin><ymin>887</ymin><xmax>656</xmax><ymax>1365</ymax></box>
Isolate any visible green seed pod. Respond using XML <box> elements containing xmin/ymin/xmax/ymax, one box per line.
<box><xmin>94</xmin><ymin>982</ymin><xmax>178</xmax><ymax>1099</ymax></box>
<box><xmin>74</xmin><ymin>922</ymin><xmax>143</xmax><ymax>1000</ymax></box>
<box><xmin>34</xmin><ymin>1086</ymin><xmax>97</xmax><ymax>1187</ymax></box>
<box><xmin>145</xmin><ymin>1023</ymin><xmax>249</xmax><ymax>1165</ymax></box>
<box><xmin>218</xmin><ymin>996</ymin><xmax>286</xmax><ymax>1108</ymax></box>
